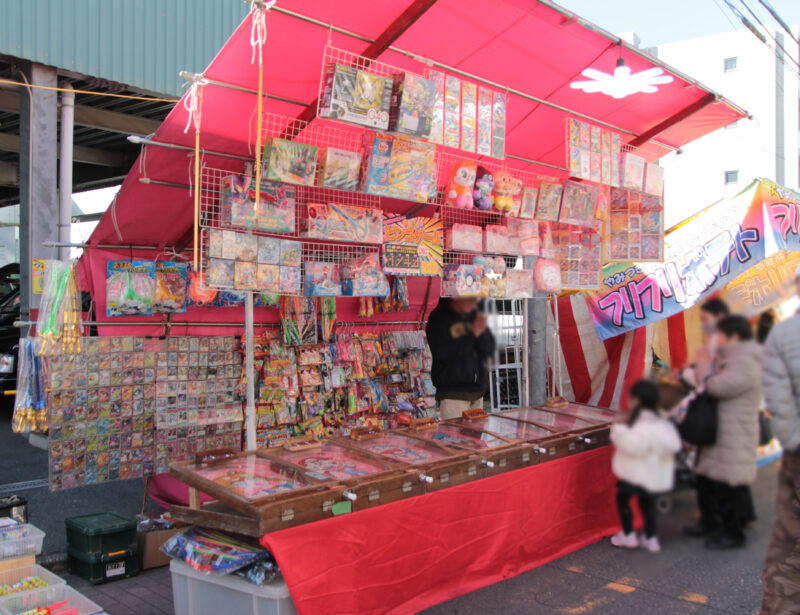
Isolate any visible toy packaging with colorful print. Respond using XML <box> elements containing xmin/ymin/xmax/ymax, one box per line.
<box><xmin>442</xmin><ymin>264</ymin><xmax>483</xmax><ymax>297</ymax></box>
<box><xmin>319</xmin><ymin>63</ymin><xmax>392</xmax><ymax>130</ymax></box>
<box><xmin>319</xmin><ymin>148</ymin><xmax>362</xmax><ymax>191</ymax></box>
<box><xmin>460</xmin><ymin>81</ymin><xmax>477</xmax><ymax>153</ymax></box>
<box><xmin>389</xmin><ymin>73</ymin><xmax>437</xmax><ymax>138</ymax></box>
<box><xmin>535</xmin><ymin>180</ymin><xmax>563</xmax><ymax>222</ymax></box>
<box><xmin>304</xmin><ymin>262</ymin><xmax>342</xmax><ymax>296</ymax></box>
<box><xmin>444</xmin><ymin>75</ymin><xmax>461</xmax><ymax>149</ymax></box>
<box><xmin>361</xmin><ymin>132</ymin><xmax>436</xmax><ymax>203</ymax></box>
<box><xmin>445</xmin><ymin>223</ymin><xmax>482</xmax><ymax>252</ymax></box>
<box><xmin>505</xmin><ymin>269</ymin><xmax>535</xmax><ymax>298</ymax></box>
<box><xmin>559</xmin><ymin>180</ymin><xmax>599</xmax><ymax>227</ymax></box>
<box><xmin>477</xmin><ymin>87</ymin><xmax>493</xmax><ymax>156</ymax></box>
<box><xmin>305</xmin><ymin>202</ymin><xmax>383</xmax><ymax>244</ymax></box>
<box><xmin>491</xmin><ymin>91</ymin><xmax>506</xmax><ymax>159</ymax></box>
<box><xmin>106</xmin><ymin>260</ymin><xmax>156</xmax><ymax>317</ymax></box>
<box><xmin>153</xmin><ymin>262</ymin><xmax>187</xmax><ymax>313</ymax></box>
<box><xmin>341</xmin><ymin>252</ymin><xmax>390</xmax><ymax>296</ymax></box>
<box><xmin>424</xmin><ymin>69</ymin><xmax>446</xmax><ymax>144</ymax></box>
<box><xmin>262</xmin><ymin>138</ymin><xmax>318</xmax><ymax>187</ymax></box>
<box><xmin>220</xmin><ymin>175</ymin><xmax>295</xmax><ymax>233</ymax></box>
<box><xmin>621</xmin><ymin>152</ymin><xmax>645</xmax><ymax>192</ymax></box>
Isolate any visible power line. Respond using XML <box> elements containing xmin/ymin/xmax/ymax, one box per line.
<box><xmin>756</xmin><ymin>0</ymin><xmax>800</xmax><ymax>46</ymax></box>
<box><xmin>738</xmin><ymin>0</ymin><xmax>800</xmax><ymax>70</ymax></box>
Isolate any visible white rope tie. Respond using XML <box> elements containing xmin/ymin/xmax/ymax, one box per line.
<box><xmin>182</xmin><ymin>75</ymin><xmax>207</xmax><ymax>134</ymax></box>
<box><xmin>249</xmin><ymin>1</ymin><xmax>275</xmax><ymax>65</ymax></box>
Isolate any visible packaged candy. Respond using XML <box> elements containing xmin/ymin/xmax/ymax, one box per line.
<box><xmin>235</xmin><ymin>233</ymin><xmax>258</xmax><ymax>262</ymax></box>
<box><xmin>536</xmin><ymin>180</ymin><xmax>563</xmax><ymax>221</ymax></box>
<box><xmin>361</xmin><ymin>132</ymin><xmax>436</xmax><ymax>203</ymax></box>
<box><xmin>306</xmin><ymin>203</ymin><xmax>383</xmax><ymax>244</ymax></box>
<box><xmin>505</xmin><ymin>269</ymin><xmax>535</xmax><ymax>298</ymax></box>
<box><xmin>280</xmin><ymin>240</ymin><xmax>302</xmax><ymax>267</ymax></box>
<box><xmin>389</xmin><ymin>73</ymin><xmax>437</xmax><ymax>138</ymax></box>
<box><xmin>258</xmin><ymin>236</ymin><xmax>281</xmax><ymax>265</ymax></box>
<box><xmin>340</xmin><ymin>252</ymin><xmax>390</xmax><ymax>297</ymax></box>
<box><xmin>304</xmin><ymin>262</ymin><xmax>342</xmax><ymax>296</ymax></box>
<box><xmin>319</xmin><ymin>64</ymin><xmax>392</xmax><ymax>130</ymax></box>
<box><xmin>534</xmin><ymin>259</ymin><xmax>562</xmax><ymax>294</ymax></box>
<box><xmin>442</xmin><ymin>264</ymin><xmax>483</xmax><ymax>297</ymax></box>
<box><xmin>206</xmin><ymin>258</ymin><xmax>234</xmax><ymax>288</ymax></box>
<box><xmin>444</xmin><ymin>223</ymin><xmax>482</xmax><ymax>252</ymax></box>
<box><xmin>444</xmin><ymin>160</ymin><xmax>477</xmax><ymax>209</ymax></box>
<box><xmin>279</xmin><ymin>266</ymin><xmax>301</xmax><ymax>295</ymax></box>
<box><xmin>153</xmin><ymin>262</ymin><xmax>187</xmax><ymax>313</ymax></box>
<box><xmin>257</xmin><ymin>265</ymin><xmax>280</xmax><ymax>292</ymax></box>
<box><xmin>262</xmin><ymin>138</ymin><xmax>318</xmax><ymax>187</ymax></box>
<box><xmin>107</xmin><ymin>261</ymin><xmax>156</xmax><ymax>316</ymax></box>
<box><xmin>318</xmin><ymin>148</ymin><xmax>362</xmax><ymax>191</ymax></box>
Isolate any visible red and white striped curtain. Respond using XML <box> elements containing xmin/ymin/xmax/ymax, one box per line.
<box><xmin>548</xmin><ymin>295</ymin><xmax>703</xmax><ymax>410</ymax></box>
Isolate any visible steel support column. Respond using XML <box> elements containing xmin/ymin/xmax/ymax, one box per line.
<box><xmin>19</xmin><ymin>63</ymin><xmax>59</xmax><ymax>336</ymax></box>
<box><xmin>527</xmin><ymin>297</ymin><xmax>548</xmax><ymax>406</ymax></box>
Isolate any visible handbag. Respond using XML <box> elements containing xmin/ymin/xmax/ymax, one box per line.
<box><xmin>759</xmin><ymin>410</ymin><xmax>773</xmax><ymax>446</ymax></box>
<box><xmin>678</xmin><ymin>391</ymin><xmax>718</xmax><ymax>445</ymax></box>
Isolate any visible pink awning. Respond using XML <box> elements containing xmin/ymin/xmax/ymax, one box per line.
<box><xmin>88</xmin><ymin>0</ymin><xmax>748</xmax><ymax>250</ymax></box>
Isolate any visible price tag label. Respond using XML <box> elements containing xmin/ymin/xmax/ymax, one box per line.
<box><xmin>383</xmin><ymin>245</ymin><xmax>421</xmax><ymax>275</ymax></box>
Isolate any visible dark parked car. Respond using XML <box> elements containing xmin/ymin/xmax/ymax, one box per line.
<box><xmin>0</xmin><ymin>263</ymin><xmax>20</xmax><ymax>394</ymax></box>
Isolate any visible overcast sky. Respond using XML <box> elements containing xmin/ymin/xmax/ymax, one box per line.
<box><xmin>557</xmin><ymin>0</ymin><xmax>800</xmax><ymax>47</ymax></box>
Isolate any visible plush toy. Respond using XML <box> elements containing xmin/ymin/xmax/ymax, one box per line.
<box><xmin>445</xmin><ymin>160</ymin><xmax>477</xmax><ymax>208</ymax></box>
<box><xmin>492</xmin><ymin>170</ymin><xmax>523</xmax><ymax>214</ymax></box>
<box><xmin>472</xmin><ymin>166</ymin><xmax>495</xmax><ymax>210</ymax></box>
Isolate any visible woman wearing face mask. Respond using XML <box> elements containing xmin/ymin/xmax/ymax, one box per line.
<box><xmin>684</xmin><ymin>315</ymin><xmax>763</xmax><ymax>549</ymax></box>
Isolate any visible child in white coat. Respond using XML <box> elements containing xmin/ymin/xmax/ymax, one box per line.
<box><xmin>610</xmin><ymin>380</ymin><xmax>682</xmax><ymax>553</ymax></box>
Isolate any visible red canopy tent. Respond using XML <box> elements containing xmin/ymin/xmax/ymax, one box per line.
<box><xmin>81</xmin><ymin>0</ymin><xmax>748</xmax><ymax>337</ymax></box>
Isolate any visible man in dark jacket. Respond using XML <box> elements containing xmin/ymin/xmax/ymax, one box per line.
<box><xmin>425</xmin><ymin>298</ymin><xmax>495</xmax><ymax>420</ymax></box>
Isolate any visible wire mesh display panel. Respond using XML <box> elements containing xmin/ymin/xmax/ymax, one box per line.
<box><xmin>199</xmin><ymin>226</ymin><xmax>380</xmax><ymax>297</ymax></box>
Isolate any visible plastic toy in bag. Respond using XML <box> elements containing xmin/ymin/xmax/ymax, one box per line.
<box><xmin>106</xmin><ymin>260</ymin><xmax>156</xmax><ymax>316</ymax></box>
<box><xmin>153</xmin><ymin>261</ymin><xmax>188</xmax><ymax>313</ymax></box>
<box><xmin>161</xmin><ymin>527</ymin><xmax>270</xmax><ymax>575</ymax></box>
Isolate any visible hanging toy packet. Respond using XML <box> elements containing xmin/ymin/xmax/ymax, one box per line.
<box><xmin>153</xmin><ymin>261</ymin><xmax>188</xmax><ymax>313</ymax></box>
<box><xmin>106</xmin><ymin>260</ymin><xmax>156</xmax><ymax>316</ymax></box>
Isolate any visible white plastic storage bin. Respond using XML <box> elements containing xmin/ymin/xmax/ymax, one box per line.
<box><xmin>0</xmin><ymin>564</ymin><xmax>66</xmax><ymax>597</ymax></box>
<box><xmin>0</xmin><ymin>525</ymin><xmax>45</xmax><ymax>559</ymax></box>
<box><xmin>170</xmin><ymin>559</ymin><xmax>297</xmax><ymax>615</ymax></box>
<box><xmin>0</xmin><ymin>584</ymin><xmax>103</xmax><ymax>615</ymax></box>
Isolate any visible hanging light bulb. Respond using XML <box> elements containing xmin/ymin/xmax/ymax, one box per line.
<box><xmin>570</xmin><ymin>57</ymin><xmax>674</xmax><ymax>99</ymax></box>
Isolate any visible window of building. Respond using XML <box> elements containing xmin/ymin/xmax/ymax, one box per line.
<box><xmin>724</xmin><ymin>57</ymin><xmax>738</xmax><ymax>72</ymax></box>
<box><xmin>724</xmin><ymin>170</ymin><xmax>739</xmax><ymax>184</ymax></box>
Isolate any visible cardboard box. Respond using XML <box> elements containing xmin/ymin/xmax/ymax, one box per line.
<box><xmin>138</xmin><ymin>527</ymin><xmax>181</xmax><ymax>570</ymax></box>
<box><xmin>361</xmin><ymin>132</ymin><xmax>436</xmax><ymax>203</ymax></box>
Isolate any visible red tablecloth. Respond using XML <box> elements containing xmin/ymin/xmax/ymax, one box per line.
<box><xmin>261</xmin><ymin>447</ymin><xmax>619</xmax><ymax>615</ymax></box>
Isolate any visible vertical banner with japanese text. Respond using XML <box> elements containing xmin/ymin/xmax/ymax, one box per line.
<box><xmin>587</xmin><ymin>179</ymin><xmax>800</xmax><ymax>340</ymax></box>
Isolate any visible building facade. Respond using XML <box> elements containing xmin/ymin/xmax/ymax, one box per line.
<box><xmin>654</xmin><ymin>27</ymin><xmax>800</xmax><ymax>227</ymax></box>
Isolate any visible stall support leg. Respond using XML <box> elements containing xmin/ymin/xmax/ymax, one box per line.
<box><xmin>245</xmin><ymin>291</ymin><xmax>257</xmax><ymax>451</ymax></box>
<box><xmin>527</xmin><ymin>296</ymin><xmax>548</xmax><ymax>406</ymax></box>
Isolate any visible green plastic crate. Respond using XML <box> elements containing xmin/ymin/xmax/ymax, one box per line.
<box><xmin>67</xmin><ymin>546</ymin><xmax>140</xmax><ymax>585</ymax></box>
<box><xmin>65</xmin><ymin>512</ymin><xmax>137</xmax><ymax>560</ymax></box>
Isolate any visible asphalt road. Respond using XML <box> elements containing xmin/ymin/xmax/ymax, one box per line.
<box><xmin>423</xmin><ymin>461</ymin><xmax>778</xmax><ymax>615</ymax></box>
